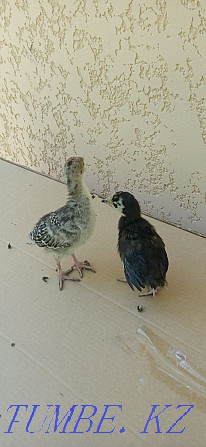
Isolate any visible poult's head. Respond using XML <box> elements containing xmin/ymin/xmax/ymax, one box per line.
<box><xmin>65</xmin><ymin>157</ymin><xmax>85</xmax><ymax>179</ymax></box>
<box><xmin>102</xmin><ymin>191</ymin><xmax>141</xmax><ymax>218</ymax></box>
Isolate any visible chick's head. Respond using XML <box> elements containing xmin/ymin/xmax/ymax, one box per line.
<box><xmin>102</xmin><ymin>191</ymin><xmax>141</xmax><ymax>218</ymax></box>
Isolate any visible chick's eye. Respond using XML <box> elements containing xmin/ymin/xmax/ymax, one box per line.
<box><xmin>113</xmin><ymin>202</ymin><xmax>118</xmax><ymax>208</ymax></box>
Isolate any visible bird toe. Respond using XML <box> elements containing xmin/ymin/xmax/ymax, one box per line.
<box><xmin>58</xmin><ymin>274</ymin><xmax>81</xmax><ymax>290</ymax></box>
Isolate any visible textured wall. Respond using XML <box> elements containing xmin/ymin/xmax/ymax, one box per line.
<box><xmin>0</xmin><ymin>0</ymin><xmax>206</xmax><ymax>236</ymax></box>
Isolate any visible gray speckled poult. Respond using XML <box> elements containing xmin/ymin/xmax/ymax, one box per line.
<box><xmin>29</xmin><ymin>157</ymin><xmax>96</xmax><ymax>290</ymax></box>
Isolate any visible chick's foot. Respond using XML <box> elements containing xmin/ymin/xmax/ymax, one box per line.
<box><xmin>139</xmin><ymin>288</ymin><xmax>156</xmax><ymax>297</ymax></box>
<box><xmin>71</xmin><ymin>254</ymin><xmax>96</xmax><ymax>278</ymax></box>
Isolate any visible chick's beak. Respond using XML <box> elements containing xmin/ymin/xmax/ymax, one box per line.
<box><xmin>101</xmin><ymin>196</ymin><xmax>113</xmax><ymax>205</ymax></box>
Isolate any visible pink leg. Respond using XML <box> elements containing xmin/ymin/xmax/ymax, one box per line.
<box><xmin>69</xmin><ymin>253</ymin><xmax>95</xmax><ymax>278</ymax></box>
<box><xmin>139</xmin><ymin>288</ymin><xmax>156</xmax><ymax>297</ymax></box>
<box><xmin>57</xmin><ymin>261</ymin><xmax>80</xmax><ymax>291</ymax></box>
<box><xmin>117</xmin><ymin>279</ymin><xmax>156</xmax><ymax>297</ymax></box>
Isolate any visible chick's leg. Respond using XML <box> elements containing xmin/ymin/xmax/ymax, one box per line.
<box><xmin>70</xmin><ymin>254</ymin><xmax>96</xmax><ymax>278</ymax></box>
<box><xmin>57</xmin><ymin>261</ymin><xmax>80</xmax><ymax>291</ymax></box>
<box><xmin>139</xmin><ymin>288</ymin><xmax>156</xmax><ymax>297</ymax></box>
<box><xmin>116</xmin><ymin>278</ymin><xmax>156</xmax><ymax>297</ymax></box>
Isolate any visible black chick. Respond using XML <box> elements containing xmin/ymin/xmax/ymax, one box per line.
<box><xmin>102</xmin><ymin>191</ymin><xmax>169</xmax><ymax>297</ymax></box>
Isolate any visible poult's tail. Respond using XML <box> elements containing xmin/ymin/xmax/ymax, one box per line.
<box><xmin>27</xmin><ymin>230</ymin><xmax>35</xmax><ymax>245</ymax></box>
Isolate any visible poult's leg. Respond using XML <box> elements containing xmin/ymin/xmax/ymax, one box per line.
<box><xmin>139</xmin><ymin>288</ymin><xmax>156</xmax><ymax>297</ymax></box>
<box><xmin>69</xmin><ymin>254</ymin><xmax>96</xmax><ymax>278</ymax></box>
<box><xmin>57</xmin><ymin>261</ymin><xmax>80</xmax><ymax>291</ymax></box>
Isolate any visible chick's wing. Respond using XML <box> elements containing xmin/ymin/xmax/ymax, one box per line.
<box><xmin>118</xmin><ymin>228</ymin><xmax>148</xmax><ymax>292</ymax></box>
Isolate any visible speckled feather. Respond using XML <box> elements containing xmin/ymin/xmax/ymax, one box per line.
<box><xmin>30</xmin><ymin>198</ymin><xmax>92</xmax><ymax>248</ymax></box>
<box><xmin>29</xmin><ymin>157</ymin><xmax>96</xmax><ymax>261</ymax></box>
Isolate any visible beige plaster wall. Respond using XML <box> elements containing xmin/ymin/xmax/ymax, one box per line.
<box><xmin>0</xmin><ymin>0</ymin><xmax>206</xmax><ymax>236</ymax></box>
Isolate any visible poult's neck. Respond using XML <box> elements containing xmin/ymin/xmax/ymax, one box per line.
<box><xmin>67</xmin><ymin>177</ymin><xmax>89</xmax><ymax>198</ymax></box>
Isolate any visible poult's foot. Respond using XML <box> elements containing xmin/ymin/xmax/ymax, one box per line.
<box><xmin>57</xmin><ymin>261</ymin><xmax>81</xmax><ymax>291</ymax></box>
<box><xmin>59</xmin><ymin>274</ymin><xmax>80</xmax><ymax>291</ymax></box>
<box><xmin>71</xmin><ymin>255</ymin><xmax>96</xmax><ymax>278</ymax></box>
<box><xmin>139</xmin><ymin>288</ymin><xmax>156</xmax><ymax>297</ymax></box>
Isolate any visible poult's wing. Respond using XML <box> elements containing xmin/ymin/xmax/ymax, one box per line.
<box><xmin>29</xmin><ymin>207</ymin><xmax>81</xmax><ymax>250</ymax></box>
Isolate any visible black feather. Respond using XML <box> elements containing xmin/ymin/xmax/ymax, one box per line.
<box><xmin>116</xmin><ymin>192</ymin><xmax>169</xmax><ymax>293</ymax></box>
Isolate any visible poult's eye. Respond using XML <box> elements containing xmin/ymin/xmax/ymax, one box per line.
<box><xmin>113</xmin><ymin>203</ymin><xmax>118</xmax><ymax>208</ymax></box>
